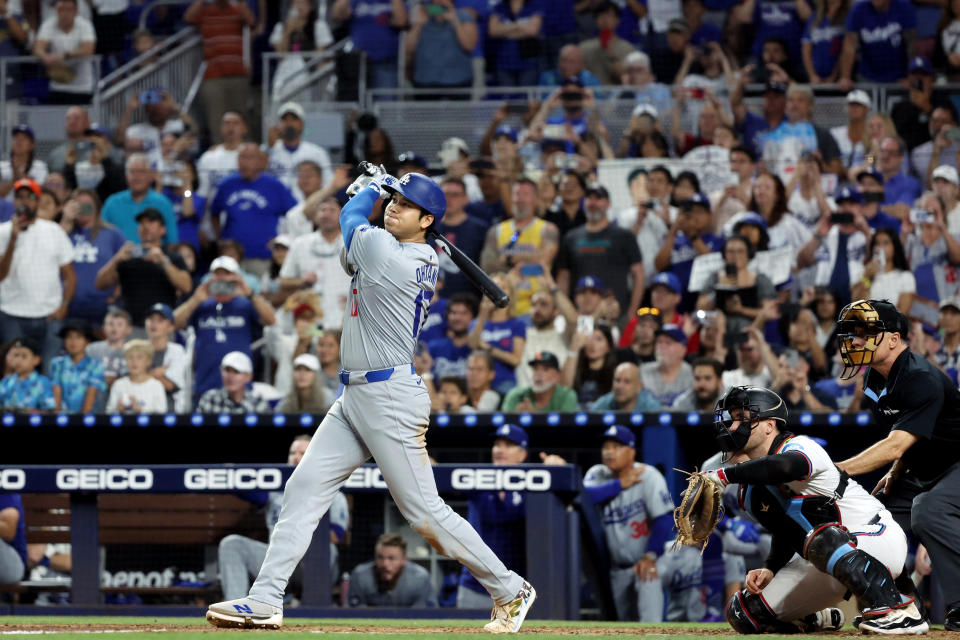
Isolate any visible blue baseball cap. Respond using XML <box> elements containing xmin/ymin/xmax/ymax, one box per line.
<box><xmin>683</xmin><ymin>192</ymin><xmax>711</xmax><ymax>210</ymax></box>
<box><xmin>12</xmin><ymin>124</ymin><xmax>34</xmax><ymax>141</ymax></box>
<box><xmin>909</xmin><ymin>56</ymin><xmax>933</xmax><ymax>76</ymax></box>
<box><xmin>857</xmin><ymin>167</ymin><xmax>883</xmax><ymax>184</ymax></box>
<box><xmin>382</xmin><ymin>172</ymin><xmax>446</xmax><ymax>222</ymax></box>
<box><xmin>651</xmin><ymin>271</ymin><xmax>681</xmax><ymax>294</ymax></box>
<box><xmin>656</xmin><ymin>323</ymin><xmax>688</xmax><ymax>346</ymax></box>
<box><xmin>495</xmin><ymin>424</ymin><xmax>528</xmax><ymax>449</ymax></box>
<box><xmin>397</xmin><ymin>151</ymin><xmax>427</xmax><ymax>168</ymax></box>
<box><xmin>576</xmin><ymin>275</ymin><xmax>605</xmax><ymax>293</ymax></box>
<box><xmin>603</xmin><ymin>425</ymin><xmax>636</xmax><ymax>448</ymax></box>
<box><xmin>732</xmin><ymin>211</ymin><xmax>768</xmax><ymax>232</ymax></box>
<box><xmin>146</xmin><ymin>302</ymin><xmax>174</xmax><ymax>322</ymax></box>
<box><xmin>493</xmin><ymin>124</ymin><xmax>518</xmax><ymax>142</ymax></box>
<box><xmin>834</xmin><ymin>186</ymin><xmax>862</xmax><ymax>204</ymax></box>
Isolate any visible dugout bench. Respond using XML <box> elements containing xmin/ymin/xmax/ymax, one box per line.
<box><xmin>0</xmin><ymin>464</ymin><xmax>582</xmax><ymax>620</ymax></box>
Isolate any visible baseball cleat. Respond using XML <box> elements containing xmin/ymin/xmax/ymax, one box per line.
<box><xmin>483</xmin><ymin>581</ymin><xmax>536</xmax><ymax>634</ymax></box>
<box><xmin>945</xmin><ymin>607</ymin><xmax>960</xmax><ymax>632</ymax></box>
<box><xmin>206</xmin><ymin>597</ymin><xmax>283</xmax><ymax>629</ymax></box>
<box><xmin>859</xmin><ymin>602</ymin><xmax>928</xmax><ymax>635</ymax></box>
<box><xmin>812</xmin><ymin>607</ymin><xmax>846</xmax><ymax>631</ymax></box>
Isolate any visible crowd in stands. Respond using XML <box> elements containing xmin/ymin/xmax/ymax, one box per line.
<box><xmin>0</xmin><ymin>0</ymin><xmax>958</xmax><ymax>415</ymax></box>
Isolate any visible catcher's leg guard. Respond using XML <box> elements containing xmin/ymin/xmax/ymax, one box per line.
<box><xmin>803</xmin><ymin>524</ymin><xmax>903</xmax><ymax>611</ymax></box>
<box><xmin>726</xmin><ymin>589</ymin><xmax>802</xmax><ymax>634</ymax></box>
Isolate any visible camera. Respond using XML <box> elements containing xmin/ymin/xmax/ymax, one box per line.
<box><xmin>209</xmin><ymin>280</ymin><xmax>237</xmax><ymax>296</ymax></box>
<box><xmin>830</xmin><ymin>212</ymin><xmax>854</xmax><ymax>225</ymax></box>
<box><xmin>862</xmin><ymin>191</ymin><xmax>885</xmax><ymax>204</ymax></box>
<box><xmin>130</xmin><ymin>245</ymin><xmax>146</xmax><ymax>259</ymax></box>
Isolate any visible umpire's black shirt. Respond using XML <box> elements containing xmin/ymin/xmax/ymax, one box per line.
<box><xmin>862</xmin><ymin>349</ymin><xmax>960</xmax><ymax>483</ymax></box>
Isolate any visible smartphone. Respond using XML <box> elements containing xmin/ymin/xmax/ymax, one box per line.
<box><xmin>519</xmin><ymin>263</ymin><xmax>544</xmax><ymax>277</ymax></box>
<box><xmin>139</xmin><ymin>89</ymin><xmax>162</xmax><ymax>105</ymax></box>
<box><xmin>505</xmin><ymin>103</ymin><xmax>528</xmax><ymax>115</ymax></box>
<box><xmin>873</xmin><ymin>248</ymin><xmax>886</xmax><ymax>269</ymax></box>
<box><xmin>909</xmin><ymin>208</ymin><xmax>935</xmax><ymax>224</ymax></box>
<box><xmin>830</xmin><ymin>212</ymin><xmax>854</xmax><ymax>225</ymax></box>
<box><xmin>947</xmin><ymin>128</ymin><xmax>960</xmax><ymax>142</ymax></box>
<box><xmin>695</xmin><ymin>309</ymin><xmax>718</xmax><ymax>324</ymax></box>
<box><xmin>426</xmin><ymin>3</ymin><xmax>446</xmax><ymax>16</ymax></box>
<box><xmin>209</xmin><ymin>280</ymin><xmax>237</xmax><ymax>296</ymax></box>
<box><xmin>576</xmin><ymin>315</ymin><xmax>595</xmax><ymax>335</ymax></box>
<box><xmin>862</xmin><ymin>191</ymin><xmax>885</xmax><ymax>203</ymax></box>
<box><xmin>542</xmin><ymin>124</ymin><xmax>566</xmax><ymax>140</ymax></box>
<box><xmin>130</xmin><ymin>244</ymin><xmax>146</xmax><ymax>259</ymax></box>
<box><xmin>724</xmin><ymin>263</ymin><xmax>737</xmax><ymax>277</ymax></box>
<box><xmin>644</xmin><ymin>198</ymin><xmax>661</xmax><ymax>210</ymax></box>
<box><xmin>688</xmin><ymin>87</ymin><xmax>705</xmax><ymax>100</ymax></box>
<box><xmin>783</xmin><ymin>348</ymin><xmax>799</xmax><ymax>369</ymax></box>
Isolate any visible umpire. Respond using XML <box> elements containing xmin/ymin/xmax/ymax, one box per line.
<box><xmin>835</xmin><ymin>299</ymin><xmax>960</xmax><ymax>630</ymax></box>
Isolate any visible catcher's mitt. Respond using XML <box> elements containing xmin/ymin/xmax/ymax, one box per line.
<box><xmin>672</xmin><ymin>470</ymin><xmax>724</xmax><ymax>554</ymax></box>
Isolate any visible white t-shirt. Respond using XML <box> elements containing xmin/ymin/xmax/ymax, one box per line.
<box><xmin>157</xmin><ymin>342</ymin><xmax>189</xmax><ymax>413</ymax></box>
<box><xmin>0</xmin><ymin>160</ymin><xmax>49</xmax><ymax>202</ymax></box>
<box><xmin>90</xmin><ymin>0</ymin><xmax>129</xmax><ymax>14</ymax></box>
<box><xmin>268</xmin><ymin>17</ymin><xmax>334</xmax><ymax>49</ymax></box>
<box><xmin>106</xmin><ymin>376</ymin><xmax>168</xmax><ymax>414</ymax></box>
<box><xmin>830</xmin><ymin>125</ymin><xmax>867</xmax><ymax>168</ymax></box>
<box><xmin>0</xmin><ymin>219</ymin><xmax>74</xmax><ymax>317</ymax></box>
<box><xmin>870</xmin><ymin>269</ymin><xmax>916</xmax><ymax>306</ymax></box>
<box><xmin>268</xmin><ymin>140</ymin><xmax>333</xmax><ymax>202</ymax></box>
<box><xmin>722</xmin><ymin>366</ymin><xmax>773</xmax><ymax>389</ymax></box>
<box><xmin>279</xmin><ymin>231</ymin><xmax>351</xmax><ymax>329</ymax></box>
<box><xmin>279</xmin><ymin>202</ymin><xmax>314</xmax><ymax>237</ymax></box>
<box><xmin>196</xmin><ymin>145</ymin><xmax>240</xmax><ymax>201</ymax></box>
<box><xmin>36</xmin><ymin>16</ymin><xmax>97</xmax><ymax>94</ymax></box>
<box><xmin>126</xmin><ymin>120</ymin><xmax>185</xmax><ymax>172</ymax></box>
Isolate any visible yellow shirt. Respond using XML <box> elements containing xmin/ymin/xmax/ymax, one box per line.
<box><xmin>495</xmin><ymin>218</ymin><xmax>547</xmax><ymax>315</ymax></box>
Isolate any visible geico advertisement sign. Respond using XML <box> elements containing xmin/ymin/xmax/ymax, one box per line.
<box><xmin>184</xmin><ymin>468</ymin><xmax>283</xmax><ymax>490</ymax></box>
<box><xmin>343</xmin><ymin>467</ymin><xmax>552</xmax><ymax>491</ymax></box>
<box><xmin>0</xmin><ymin>469</ymin><xmax>25</xmax><ymax>490</ymax></box>
<box><xmin>57</xmin><ymin>468</ymin><xmax>154</xmax><ymax>490</ymax></box>
<box><xmin>451</xmin><ymin>468</ymin><xmax>552</xmax><ymax>491</ymax></box>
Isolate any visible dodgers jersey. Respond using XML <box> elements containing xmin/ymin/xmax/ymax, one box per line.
<box><xmin>584</xmin><ymin>463</ymin><xmax>674</xmax><ymax>567</ymax></box>
<box><xmin>341</xmin><ymin>206</ymin><xmax>439</xmax><ymax>371</ymax></box>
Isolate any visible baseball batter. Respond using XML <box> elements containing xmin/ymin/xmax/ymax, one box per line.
<box><xmin>584</xmin><ymin>425</ymin><xmax>674</xmax><ymax>622</ymax></box>
<box><xmin>206</xmin><ymin>169</ymin><xmax>535</xmax><ymax>633</ymax></box>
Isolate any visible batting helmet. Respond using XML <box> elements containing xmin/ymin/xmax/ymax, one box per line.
<box><xmin>382</xmin><ymin>172</ymin><xmax>446</xmax><ymax>223</ymax></box>
<box><xmin>713</xmin><ymin>386</ymin><xmax>787</xmax><ymax>453</ymax></box>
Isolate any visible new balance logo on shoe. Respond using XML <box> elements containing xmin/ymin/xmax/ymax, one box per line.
<box><xmin>233</xmin><ymin>604</ymin><xmax>253</xmax><ymax>614</ymax></box>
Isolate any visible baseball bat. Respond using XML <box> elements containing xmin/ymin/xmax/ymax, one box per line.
<box><xmin>427</xmin><ymin>230</ymin><xmax>510</xmax><ymax>308</ymax></box>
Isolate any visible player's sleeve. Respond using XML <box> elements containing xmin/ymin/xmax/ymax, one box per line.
<box><xmin>721</xmin><ymin>451</ymin><xmax>811</xmax><ymax>485</ymax></box>
<box><xmin>342</xmin><ymin>188</ymin><xmax>396</xmax><ymax>273</ymax></box>
<box><xmin>765</xmin><ymin>535</ymin><xmax>796</xmax><ymax>573</ymax></box>
<box><xmin>583</xmin><ymin>464</ymin><xmax>622</xmax><ymax>503</ymax></box>
<box><xmin>647</xmin><ymin>513</ymin><xmax>674</xmax><ymax>557</ymax></box>
<box><xmin>891</xmin><ymin>371</ymin><xmax>942</xmax><ymax>440</ymax></box>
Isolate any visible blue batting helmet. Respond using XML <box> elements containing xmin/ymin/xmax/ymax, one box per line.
<box><xmin>382</xmin><ymin>172</ymin><xmax>446</xmax><ymax>223</ymax></box>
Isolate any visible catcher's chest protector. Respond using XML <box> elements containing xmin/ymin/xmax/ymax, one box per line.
<box><xmin>739</xmin><ymin>484</ymin><xmax>843</xmax><ymax>555</ymax></box>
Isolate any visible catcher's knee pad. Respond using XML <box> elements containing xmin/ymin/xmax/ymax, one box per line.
<box><xmin>726</xmin><ymin>589</ymin><xmax>783</xmax><ymax>634</ymax></box>
<box><xmin>803</xmin><ymin>524</ymin><xmax>901</xmax><ymax>610</ymax></box>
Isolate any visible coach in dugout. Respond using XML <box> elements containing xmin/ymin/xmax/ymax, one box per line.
<box><xmin>835</xmin><ymin>299</ymin><xmax>960</xmax><ymax>629</ymax></box>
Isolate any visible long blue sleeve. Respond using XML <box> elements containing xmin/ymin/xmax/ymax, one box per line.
<box><xmin>647</xmin><ymin>512</ymin><xmax>675</xmax><ymax>557</ymax></box>
<box><xmin>585</xmin><ymin>479</ymin><xmax>622</xmax><ymax>505</ymax></box>
<box><xmin>341</xmin><ymin>186</ymin><xmax>379</xmax><ymax>251</ymax></box>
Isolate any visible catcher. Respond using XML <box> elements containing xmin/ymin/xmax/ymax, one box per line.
<box><xmin>675</xmin><ymin>386</ymin><xmax>927</xmax><ymax>635</ymax></box>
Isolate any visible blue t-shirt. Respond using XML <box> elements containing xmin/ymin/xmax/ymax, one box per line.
<box><xmin>542</xmin><ymin>0</ymin><xmax>576</xmax><ymax>36</ymax></box>
<box><xmin>0</xmin><ymin>372</ymin><xmax>55</xmax><ymax>411</ymax></box>
<box><xmin>490</xmin><ymin>0</ymin><xmax>544</xmax><ymax>71</ymax></box>
<box><xmin>465</xmin><ymin>200</ymin><xmax>506</xmax><ymax>228</ymax></box>
<box><xmin>0</xmin><ymin>199</ymin><xmax>13</xmax><ymax>222</ymax></box>
<box><xmin>49</xmin><ymin>354</ymin><xmax>107</xmax><ymax>413</ymax></box>
<box><xmin>691</xmin><ymin>23</ymin><xmax>724</xmax><ymax>46</ymax></box>
<box><xmin>164</xmin><ymin>187</ymin><xmax>205</xmax><ymax>251</ymax></box>
<box><xmin>802</xmin><ymin>16</ymin><xmax>844</xmax><ymax>78</ymax></box>
<box><xmin>350</xmin><ymin>0</ymin><xmax>405</xmax><ymax>61</ymax></box>
<box><xmin>69</xmin><ymin>225</ymin><xmax>127</xmax><ymax>321</ymax></box>
<box><xmin>884</xmin><ymin>172</ymin><xmax>921</xmax><ymax>206</ymax></box>
<box><xmin>753</xmin><ymin>0</ymin><xmax>803</xmax><ymax>61</ymax></box>
<box><xmin>616</xmin><ymin>2</ymin><xmax>643</xmax><ymax>43</ymax></box>
<box><xmin>189</xmin><ymin>297</ymin><xmax>260</xmax><ymax>399</ymax></box>
<box><xmin>0</xmin><ymin>494</ymin><xmax>26</xmax><ymax>572</ymax></box>
<box><xmin>435</xmin><ymin>216</ymin><xmax>489</xmax><ymax>296</ymax></box>
<box><xmin>469</xmin><ymin>317</ymin><xmax>526</xmax><ymax>392</ymax></box>
<box><xmin>459</xmin><ymin>490</ymin><xmax>525</xmax><ymax>594</ymax></box>
<box><xmin>101</xmin><ymin>190</ymin><xmax>178</xmax><ymax>245</ymax></box>
<box><xmin>428</xmin><ymin>337</ymin><xmax>472</xmax><ymax>379</ymax></box>
<box><xmin>845</xmin><ymin>0</ymin><xmax>916</xmax><ymax>82</ymax></box>
<box><xmin>866</xmin><ymin>209</ymin><xmax>902</xmax><ymax>234</ymax></box>
<box><xmin>418</xmin><ymin>296</ymin><xmax>448</xmax><ymax>344</ymax></box>
<box><xmin>538</xmin><ymin>68</ymin><xmax>601</xmax><ymax>88</ymax></box>
<box><xmin>210</xmin><ymin>173</ymin><xmax>297</xmax><ymax>259</ymax></box>
<box><xmin>738</xmin><ymin>111</ymin><xmax>778</xmax><ymax>156</ymax></box>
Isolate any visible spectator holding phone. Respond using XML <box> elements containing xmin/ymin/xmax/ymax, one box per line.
<box><xmin>467</xmin><ymin>274</ymin><xmax>526</xmax><ymax>395</ymax></box>
<box><xmin>903</xmin><ymin>191</ymin><xmax>960</xmax><ymax>276</ymax></box>
<box><xmin>934</xmin><ymin>167</ymin><xmax>960</xmax><ymax>235</ymax></box>
<box><xmin>115</xmin><ymin>88</ymin><xmax>195</xmax><ymax>170</ymax></box>
<box><xmin>917</xmin><ymin>107</ymin><xmax>960</xmax><ymax>186</ymax></box>
<box><xmin>653</xmin><ymin>193</ymin><xmax>723</xmax><ymax>313</ymax></box>
<box><xmin>852</xmin><ymin>227</ymin><xmax>915</xmax><ymax>314</ymax></box>
<box><xmin>854</xmin><ymin>170</ymin><xmax>902</xmax><ymax>234</ymax></box>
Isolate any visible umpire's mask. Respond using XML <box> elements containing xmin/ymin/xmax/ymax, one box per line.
<box><xmin>836</xmin><ymin>299</ymin><xmax>905</xmax><ymax>379</ymax></box>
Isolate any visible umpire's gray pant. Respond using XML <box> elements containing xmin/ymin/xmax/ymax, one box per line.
<box><xmin>883</xmin><ymin>462</ymin><xmax>960</xmax><ymax>610</ymax></box>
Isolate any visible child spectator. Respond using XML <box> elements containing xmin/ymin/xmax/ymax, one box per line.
<box><xmin>467</xmin><ymin>275</ymin><xmax>526</xmax><ymax>395</ymax></box>
<box><xmin>437</xmin><ymin>376</ymin><xmax>476</xmax><ymax>414</ymax></box>
<box><xmin>0</xmin><ymin>338</ymin><xmax>55</xmax><ymax>412</ymax></box>
<box><xmin>87</xmin><ymin>308</ymin><xmax>133</xmax><ymax>388</ymax></box>
<box><xmin>106</xmin><ymin>339</ymin><xmax>167</xmax><ymax>414</ymax></box>
<box><xmin>144</xmin><ymin>303</ymin><xmax>189</xmax><ymax>413</ymax></box>
<box><xmin>50</xmin><ymin>321</ymin><xmax>104</xmax><ymax>413</ymax></box>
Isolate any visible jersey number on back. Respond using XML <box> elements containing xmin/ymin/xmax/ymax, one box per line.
<box><xmin>412</xmin><ymin>290</ymin><xmax>435</xmax><ymax>338</ymax></box>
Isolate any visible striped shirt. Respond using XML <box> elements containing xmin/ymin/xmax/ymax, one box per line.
<box><xmin>191</xmin><ymin>4</ymin><xmax>249</xmax><ymax>79</ymax></box>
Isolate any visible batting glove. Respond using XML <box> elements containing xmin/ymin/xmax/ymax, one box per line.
<box><xmin>346</xmin><ymin>162</ymin><xmax>389</xmax><ymax>198</ymax></box>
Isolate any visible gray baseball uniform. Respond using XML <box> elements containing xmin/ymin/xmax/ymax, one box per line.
<box><xmin>347</xmin><ymin>560</ymin><xmax>437</xmax><ymax>607</ymax></box>
<box><xmin>246</xmin><ymin>199</ymin><xmax>524</xmax><ymax>609</ymax></box>
<box><xmin>218</xmin><ymin>492</ymin><xmax>349</xmax><ymax>600</ymax></box>
<box><xmin>584</xmin><ymin>462</ymin><xmax>674</xmax><ymax>621</ymax></box>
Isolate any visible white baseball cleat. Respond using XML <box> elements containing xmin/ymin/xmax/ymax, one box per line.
<box><xmin>811</xmin><ymin>607</ymin><xmax>846</xmax><ymax>631</ymax></box>
<box><xmin>483</xmin><ymin>581</ymin><xmax>536</xmax><ymax>634</ymax></box>
<box><xmin>205</xmin><ymin>597</ymin><xmax>283</xmax><ymax>629</ymax></box>
<box><xmin>859</xmin><ymin>602</ymin><xmax>929</xmax><ymax>635</ymax></box>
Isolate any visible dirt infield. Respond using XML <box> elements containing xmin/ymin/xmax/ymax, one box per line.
<box><xmin>1</xmin><ymin>622</ymin><xmax>959</xmax><ymax>638</ymax></box>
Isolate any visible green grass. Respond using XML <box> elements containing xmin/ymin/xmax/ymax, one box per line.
<box><xmin>0</xmin><ymin>616</ymin><xmax>872</xmax><ymax>639</ymax></box>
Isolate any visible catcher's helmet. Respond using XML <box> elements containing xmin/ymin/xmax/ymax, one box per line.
<box><xmin>713</xmin><ymin>386</ymin><xmax>787</xmax><ymax>453</ymax></box>
<box><xmin>835</xmin><ymin>299</ymin><xmax>907</xmax><ymax>380</ymax></box>
<box><xmin>382</xmin><ymin>172</ymin><xmax>446</xmax><ymax>223</ymax></box>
